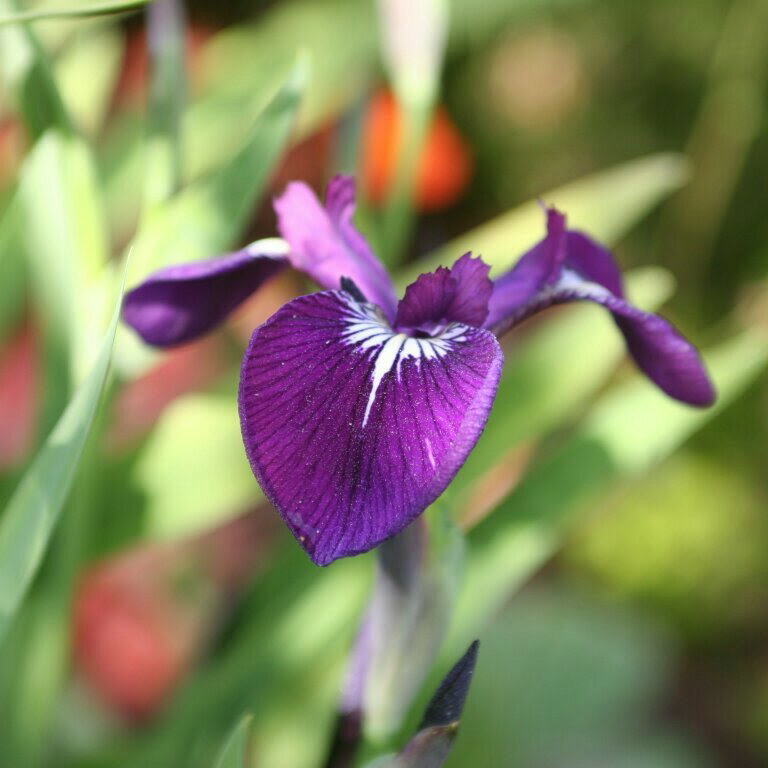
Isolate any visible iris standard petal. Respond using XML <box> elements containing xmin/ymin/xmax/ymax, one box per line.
<box><xmin>238</xmin><ymin>290</ymin><xmax>503</xmax><ymax>565</ymax></box>
<box><xmin>122</xmin><ymin>239</ymin><xmax>289</xmax><ymax>347</ymax></box>
<box><xmin>395</xmin><ymin>253</ymin><xmax>492</xmax><ymax>330</ymax></box>
<box><xmin>274</xmin><ymin>176</ymin><xmax>398</xmax><ymax>320</ymax></box>
<box><xmin>563</xmin><ymin>230</ymin><xmax>624</xmax><ymax>297</ymax></box>
<box><xmin>485</xmin><ymin>207</ymin><xmax>566</xmax><ymax>328</ymax></box>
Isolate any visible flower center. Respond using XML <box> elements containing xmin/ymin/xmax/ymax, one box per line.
<box><xmin>337</xmin><ymin>295</ymin><xmax>468</xmax><ymax>427</ymax></box>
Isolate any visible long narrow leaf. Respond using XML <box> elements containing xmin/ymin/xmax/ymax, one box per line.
<box><xmin>17</xmin><ymin>130</ymin><xmax>108</xmax><ymax>432</ymax></box>
<box><xmin>0</xmin><ymin>0</ymin><xmax>71</xmax><ymax>136</ymax></box>
<box><xmin>0</xmin><ymin>272</ymin><xmax>124</xmax><ymax>645</ymax></box>
<box><xmin>399</xmin><ymin>153</ymin><xmax>690</xmax><ymax>282</ymax></box>
<box><xmin>214</xmin><ymin>716</ymin><xmax>254</xmax><ymax>768</ymax></box>
<box><xmin>127</xmin><ymin>58</ymin><xmax>305</xmax><ymax>284</ymax></box>
<box><xmin>144</xmin><ymin>0</ymin><xmax>187</xmax><ymax>206</ymax></box>
<box><xmin>0</xmin><ymin>0</ymin><xmax>149</xmax><ymax>25</ymax></box>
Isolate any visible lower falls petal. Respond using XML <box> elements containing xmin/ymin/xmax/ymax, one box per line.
<box><xmin>238</xmin><ymin>291</ymin><xmax>503</xmax><ymax>565</ymax></box>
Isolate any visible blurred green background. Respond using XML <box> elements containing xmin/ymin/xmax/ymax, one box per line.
<box><xmin>0</xmin><ymin>1</ymin><xmax>766</xmax><ymax>767</ymax></box>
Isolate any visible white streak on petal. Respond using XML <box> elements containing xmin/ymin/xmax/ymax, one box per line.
<box><xmin>552</xmin><ymin>268</ymin><xmax>613</xmax><ymax>300</ymax></box>
<box><xmin>364</xmin><ymin>333</ymin><xmax>406</xmax><ymax>426</ymax></box>
<box><xmin>425</xmin><ymin>437</ymin><xmax>436</xmax><ymax>469</ymax></box>
<box><xmin>338</xmin><ymin>294</ymin><xmax>471</xmax><ymax>428</ymax></box>
<box><xmin>245</xmin><ymin>237</ymin><xmax>290</xmax><ymax>259</ymax></box>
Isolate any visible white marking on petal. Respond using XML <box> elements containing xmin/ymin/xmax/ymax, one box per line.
<box><xmin>245</xmin><ymin>237</ymin><xmax>290</xmax><ymax>259</ymax></box>
<box><xmin>364</xmin><ymin>333</ymin><xmax>406</xmax><ymax>426</ymax></box>
<box><xmin>425</xmin><ymin>437</ymin><xmax>436</xmax><ymax>469</ymax></box>
<box><xmin>553</xmin><ymin>268</ymin><xmax>613</xmax><ymax>300</ymax></box>
<box><xmin>337</xmin><ymin>294</ymin><xmax>471</xmax><ymax>428</ymax></box>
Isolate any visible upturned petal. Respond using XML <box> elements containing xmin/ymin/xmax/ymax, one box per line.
<box><xmin>238</xmin><ymin>290</ymin><xmax>503</xmax><ymax>565</ymax></box>
<box><xmin>487</xmin><ymin>211</ymin><xmax>715</xmax><ymax>407</ymax></box>
<box><xmin>122</xmin><ymin>239</ymin><xmax>289</xmax><ymax>347</ymax></box>
<box><xmin>274</xmin><ymin>176</ymin><xmax>398</xmax><ymax>320</ymax></box>
<box><xmin>563</xmin><ymin>230</ymin><xmax>624</xmax><ymax>297</ymax></box>
<box><xmin>484</xmin><ymin>207</ymin><xmax>566</xmax><ymax>328</ymax></box>
<box><xmin>395</xmin><ymin>253</ymin><xmax>492</xmax><ymax>331</ymax></box>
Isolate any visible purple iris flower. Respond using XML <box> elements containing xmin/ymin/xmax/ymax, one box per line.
<box><xmin>123</xmin><ymin>175</ymin><xmax>714</xmax><ymax>565</ymax></box>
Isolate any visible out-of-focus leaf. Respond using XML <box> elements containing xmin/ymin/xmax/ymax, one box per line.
<box><xmin>0</xmin><ymin>270</ymin><xmax>123</xmax><ymax>645</ymax></box>
<box><xmin>446</xmin><ymin>590</ymin><xmax>681</xmax><ymax>768</ymax></box>
<box><xmin>56</xmin><ymin>24</ymin><xmax>122</xmax><ymax>136</ymax></box>
<box><xmin>567</xmin><ymin>455</ymin><xmax>768</xmax><ymax>636</ymax></box>
<box><xmin>364</xmin><ymin>511</ymin><xmax>464</xmax><ymax>739</ymax></box>
<box><xmin>200</xmin><ymin>0</ymin><xmax>596</xmax><ymax>141</ymax></box>
<box><xmin>0</xmin><ymin>0</ymin><xmax>149</xmax><ymax>24</ymax></box>
<box><xmin>401</xmin><ymin>153</ymin><xmax>690</xmax><ymax>281</ymax></box>
<box><xmin>200</xmin><ymin>0</ymin><xmax>376</xmax><ymax>137</ymax></box>
<box><xmin>0</xmin><ymin>197</ymin><xmax>26</xmax><ymax>346</ymax></box>
<box><xmin>17</xmin><ymin>130</ymin><xmax>108</xmax><ymax>429</ymax></box>
<box><xmin>116</xmin><ymin>60</ymin><xmax>303</xmax><ymax>377</ymax></box>
<box><xmin>449</xmin><ymin>329</ymin><xmax>768</xmax><ymax>652</ymax></box>
<box><xmin>447</xmin><ymin>0</ymin><xmax>595</xmax><ymax>48</ymax></box>
<box><xmin>135</xmin><ymin>394</ymin><xmax>264</xmax><ymax>539</ymax></box>
<box><xmin>101</xmin><ymin>50</ymin><xmax>308</xmax><ymax>243</ymax></box>
<box><xmin>214</xmin><ymin>715</ymin><xmax>253</xmax><ymax>768</ymax></box>
<box><xmin>127</xmin><ymin>59</ymin><xmax>304</xmax><ymax>284</ymax></box>
<box><xmin>0</xmin><ymin>0</ymin><xmax>71</xmax><ymax>137</ymax></box>
<box><xmin>123</xmin><ymin>552</ymin><xmax>369</xmax><ymax>768</ymax></box>
<box><xmin>582</xmin><ymin>331</ymin><xmax>768</xmax><ymax>471</ymax></box>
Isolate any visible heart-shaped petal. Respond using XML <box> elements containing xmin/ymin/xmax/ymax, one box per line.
<box><xmin>239</xmin><ymin>291</ymin><xmax>502</xmax><ymax>565</ymax></box>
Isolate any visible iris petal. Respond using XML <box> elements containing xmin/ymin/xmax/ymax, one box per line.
<box><xmin>274</xmin><ymin>176</ymin><xmax>398</xmax><ymax>320</ymax></box>
<box><xmin>395</xmin><ymin>253</ymin><xmax>492</xmax><ymax>330</ymax></box>
<box><xmin>563</xmin><ymin>230</ymin><xmax>624</xmax><ymax>297</ymax></box>
<box><xmin>554</xmin><ymin>274</ymin><xmax>715</xmax><ymax>406</ymax></box>
<box><xmin>238</xmin><ymin>290</ymin><xmax>503</xmax><ymax>565</ymax></box>
<box><xmin>485</xmin><ymin>207</ymin><xmax>566</xmax><ymax>328</ymax></box>
<box><xmin>486</xmin><ymin>208</ymin><xmax>714</xmax><ymax>407</ymax></box>
<box><xmin>122</xmin><ymin>239</ymin><xmax>289</xmax><ymax>347</ymax></box>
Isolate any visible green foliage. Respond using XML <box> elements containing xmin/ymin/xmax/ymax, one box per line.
<box><xmin>402</xmin><ymin>153</ymin><xmax>689</xmax><ymax>281</ymax></box>
<box><xmin>449</xmin><ymin>327</ymin><xmax>768</xmax><ymax>654</ymax></box>
<box><xmin>566</xmin><ymin>455</ymin><xmax>768</xmax><ymax>636</ymax></box>
<box><xmin>214</xmin><ymin>715</ymin><xmax>254</xmax><ymax>768</ymax></box>
<box><xmin>0</xmin><ymin>0</ymin><xmax>72</xmax><ymax>136</ymax></box>
<box><xmin>126</xmin><ymin>59</ymin><xmax>304</xmax><ymax>282</ymax></box>
<box><xmin>0</xmin><ymin>271</ymin><xmax>123</xmax><ymax>645</ymax></box>
<box><xmin>447</xmin><ymin>589</ymin><xmax>711</xmax><ymax>768</ymax></box>
<box><xmin>136</xmin><ymin>394</ymin><xmax>264</xmax><ymax>539</ymax></box>
<box><xmin>0</xmin><ymin>1</ymin><xmax>765</xmax><ymax>767</ymax></box>
<box><xmin>0</xmin><ymin>0</ymin><xmax>150</xmax><ymax>25</ymax></box>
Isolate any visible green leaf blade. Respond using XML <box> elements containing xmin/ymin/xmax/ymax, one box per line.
<box><xmin>0</xmin><ymin>273</ymin><xmax>124</xmax><ymax>645</ymax></box>
<box><xmin>214</xmin><ymin>715</ymin><xmax>254</xmax><ymax>768</ymax></box>
<box><xmin>400</xmin><ymin>152</ymin><xmax>690</xmax><ymax>282</ymax></box>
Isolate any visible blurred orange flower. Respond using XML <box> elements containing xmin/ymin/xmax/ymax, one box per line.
<box><xmin>361</xmin><ymin>89</ymin><xmax>473</xmax><ymax>212</ymax></box>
